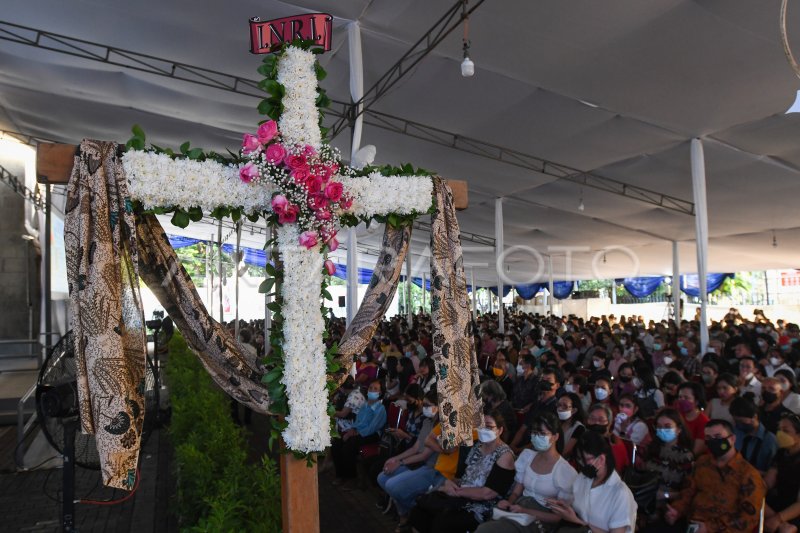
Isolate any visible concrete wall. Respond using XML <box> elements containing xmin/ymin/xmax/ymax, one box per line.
<box><xmin>0</xmin><ymin>181</ymin><xmax>36</xmax><ymax>340</ymax></box>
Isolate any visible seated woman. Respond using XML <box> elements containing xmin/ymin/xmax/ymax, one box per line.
<box><xmin>377</xmin><ymin>391</ymin><xmax>441</xmax><ymax>525</ymax></box>
<box><xmin>776</xmin><ymin>369</ymin><xmax>800</xmax><ymax>415</ymax></box>
<box><xmin>613</xmin><ymin>394</ymin><xmax>651</xmax><ymax>447</ymax></box>
<box><xmin>408</xmin><ymin>411</ymin><xmax>516</xmax><ymax>533</ymax></box>
<box><xmin>385</xmin><ymin>383</ymin><xmax>426</xmax><ymax>454</ymax></box>
<box><xmin>644</xmin><ymin>408</ymin><xmax>694</xmax><ymax>521</ymax></box>
<box><xmin>476</xmin><ymin>412</ymin><xmax>578</xmax><ymax>533</ymax></box>
<box><xmin>414</xmin><ymin>358</ymin><xmax>438</xmax><ymax>394</ymax></box>
<box><xmin>545</xmin><ymin>431</ymin><xmax>638</xmax><ymax>533</ymax></box>
<box><xmin>355</xmin><ymin>350</ymin><xmax>379</xmax><ymax>385</ymax></box>
<box><xmin>676</xmin><ymin>381</ymin><xmax>709</xmax><ymax>457</ymax></box>
<box><xmin>706</xmin><ymin>373</ymin><xmax>739</xmax><ymax>424</ymax></box>
<box><xmin>585</xmin><ymin>403</ymin><xmax>630</xmax><ymax>474</ymax></box>
<box><xmin>331</xmin><ymin>379</ymin><xmax>386</xmax><ymax>487</ymax></box>
<box><xmin>764</xmin><ymin>413</ymin><xmax>800</xmax><ymax>533</ymax></box>
<box><xmin>557</xmin><ymin>392</ymin><xmax>586</xmax><ymax>460</ymax></box>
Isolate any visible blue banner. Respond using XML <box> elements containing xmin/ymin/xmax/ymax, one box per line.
<box><xmin>168</xmin><ymin>235</ymin><xmax>201</xmax><ymax>249</ymax></box>
<box><xmin>515</xmin><ymin>283</ymin><xmax>545</xmax><ymax>300</ymax></box>
<box><xmin>680</xmin><ymin>273</ymin><xmax>732</xmax><ymax>296</ymax></box>
<box><xmin>616</xmin><ymin>276</ymin><xmax>665</xmax><ymax>298</ymax></box>
<box><xmin>489</xmin><ymin>285</ymin><xmax>513</xmax><ymax>297</ymax></box>
<box><xmin>552</xmin><ymin>281</ymin><xmax>575</xmax><ymax>300</ymax></box>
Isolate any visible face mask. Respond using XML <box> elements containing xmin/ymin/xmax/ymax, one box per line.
<box><xmin>735</xmin><ymin>421</ymin><xmax>755</xmax><ymax>433</ymax></box>
<box><xmin>360</xmin><ymin>356</ymin><xmax>368</xmax><ymax>363</ymax></box>
<box><xmin>619</xmin><ymin>375</ymin><xmax>632</xmax><ymax>383</ymax></box>
<box><xmin>405</xmin><ymin>351</ymin><xmax>413</xmax><ymax>358</ymax></box>
<box><xmin>504</xmin><ymin>340</ymin><xmax>511</xmax><ymax>347</ymax></box>
<box><xmin>781</xmin><ymin>382</ymin><xmax>791</xmax><ymax>392</ymax></box>
<box><xmin>580</xmin><ymin>461</ymin><xmax>599</xmax><ymax>479</ymax></box>
<box><xmin>516</xmin><ymin>364</ymin><xmax>525</xmax><ymax>375</ymax></box>
<box><xmin>594</xmin><ymin>388</ymin><xmax>609</xmax><ymax>401</ymax></box>
<box><xmin>615</xmin><ymin>412</ymin><xmax>629</xmax><ymax>425</ymax></box>
<box><xmin>367</xmin><ymin>391</ymin><xmax>381</xmax><ymax>401</ymax></box>
<box><xmin>777</xmin><ymin>430</ymin><xmax>795</xmax><ymax>449</ymax></box>
<box><xmin>742</xmin><ymin>372</ymin><xmax>754</xmax><ymax>382</ymax></box>
<box><xmin>557</xmin><ymin>409</ymin><xmax>573</xmax><ymax>421</ymax></box>
<box><xmin>477</xmin><ymin>428</ymin><xmax>497</xmax><ymax>443</ymax></box>
<box><xmin>492</xmin><ymin>367</ymin><xmax>504</xmax><ymax>377</ymax></box>
<box><xmin>705</xmin><ymin>436</ymin><xmax>732</xmax><ymax>458</ymax></box>
<box><xmin>381</xmin><ymin>362</ymin><xmax>387</xmax><ymax>370</ymax></box>
<box><xmin>758</xmin><ymin>340</ymin><xmax>768</xmax><ymax>351</ymax></box>
<box><xmin>677</xmin><ymin>341</ymin><xmax>684</xmax><ymax>348</ymax></box>
<box><xmin>564</xmin><ymin>384</ymin><xmax>574</xmax><ymax>394</ymax></box>
<box><xmin>656</xmin><ymin>428</ymin><xmax>677</xmax><ymax>443</ymax></box>
<box><xmin>587</xmin><ymin>423</ymin><xmax>607</xmax><ymax>435</ymax></box>
<box><xmin>620</xmin><ymin>338</ymin><xmax>627</xmax><ymax>346</ymax></box>
<box><xmin>531</xmin><ymin>434</ymin><xmax>553</xmax><ymax>451</ymax></box>
<box><xmin>593</xmin><ymin>359</ymin><xmax>603</xmax><ymax>368</ymax></box>
<box><xmin>762</xmin><ymin>391</ymin><xmax>779</xmax><ymax>404</ymax></box>
<box><xmin>663</xmin><ymin>356</ymin><xmax>674</xmax><ymax>366</ymax></box>
<box><xmin>653</xmin><ymin>343</ymin><xmax>663</xmax><ymax>351</ymax></box>
<box><xmin>633</xmin><ymin>377</ymin><xmax>642</xmax><ymax>389</ymax></box>
<box><xmin>680</xmin><ymin>347</ymin><xmax>689</xmax><ymax>357</ymax></box>
<box><xmin>770</xmin><ymin>357</ymin><xmax>782</xmax><ymax>367</ymax></box>
<box><xmin>423</xmin><ymin>406</ymin><xmax>436</xmax><ymax>418</ymax></box>
<box><xmin>539</xmin><ymin>382</ymin><xmax>554</xmax><ymax>392</ymax></box>
<box><xmin>676</xmin><ymin>399</ymin><xmax>694</xmax><ymax>413</ymax></box>
<box><xmin>539</xmin><ymin>339</ymin><xmax>548</xmax><ymax>347</ymax></box>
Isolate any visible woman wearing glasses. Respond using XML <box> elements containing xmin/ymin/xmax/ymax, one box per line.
<box><xmin>477</xmin><ymin>412</ymin><xmax>578</xmax><ymax>532</ymax></box>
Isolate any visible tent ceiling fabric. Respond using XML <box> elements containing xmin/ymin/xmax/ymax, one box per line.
<box><xmin>2</xmin><ymin>0</ymin><xmax>800</xmax><ymax>286</ymax></box>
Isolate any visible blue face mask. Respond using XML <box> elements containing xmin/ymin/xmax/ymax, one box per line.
<box><xmin>656</xmin><ymin>428</ymin><xmax>677</xmax><ymax>443</ymax></box>
<box><xmin>531</xmin><ymin>434</ymin><xmax>552</xmax><ymax>452</ymax></box>
<box><xmin>680</xmin><ymin>347</ymin><xmax>689</xmax><ymax>356</ymax></box>
<box><xmin>367</xmin><ymin>391</ymin><xmax>381</xmax><ymax>401</ymax></box>
<box><xmin>677</xmin><ymin>341</ymin><xmax>685</xmax><ymax>348</ymax></box>
<box><xmin>405</xmin><ymin>351</ymin><xmax>413</xmax><ymax>358</ymax></box>
<box><xmin>653</xmin><ymin>343</ymin><xmax>662</xmax><ymax>351</ymax></box>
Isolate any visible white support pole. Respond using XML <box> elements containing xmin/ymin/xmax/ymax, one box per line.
<box><xmin>548</xmin><ymin>255</ymin><xmax>555</xmax><ymax>316</ymax></box>
<box><xmin>691</xmin><ymin>138</ymin><xmax>710</xmax><ymax>353</ymax></box>
<box><xmin>672</xmin><ymin>241</ymin><xmax>681</xmax><ymax>324</ymax></box>
<box><xmin>489</xmin><ymin>289</ymin><xmax>494</xmax><ymax>314</ymax></box>
<box><xmin>471</xmin><ymin>269</ymin><xmax>477</xmax><ymax>320</ymax></box>
<box><xmin>346</xmin><ymin>228</ymin><xmax>358</xmax><ymax>326</ymax></box>
<box><xmin>611</xmin><ymin>280</ymin><xmax>617</xmax><ymax>305</ymax></box>
<box><xmin>421</xmin><ymin>272</ymin><xmax>427</xmax><ymax>313</ymax></box>
<box><xmin>495</xmin><ymin>198</ymin><xmax>505</xmax><ymax>333</ymax></box>
<box><xmin>218</xmin><ymin>221</ymin><xmax>223</xmax><ymax>323</ymax></box>
<box><xmin>406</xmin><ymin>252</ymin><xmax>413</xmax><ymax>324</ymax></box>
<box><xmin>234</xmin><ymin>221</ymin><xmax>242</xmax><ymax>341</ymax></box>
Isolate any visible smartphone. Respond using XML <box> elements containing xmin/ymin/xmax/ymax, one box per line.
<box><xmin>686</xmin><ymin>523</ymin><xmax>700</xmax><ymax>533</ymax></box>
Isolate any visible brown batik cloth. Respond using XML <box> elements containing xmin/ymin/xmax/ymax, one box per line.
<box><xmin>65</xmin><ymin>140</ymin><xmax>147</xmax><ymax>490</ymax></box>
<box><xmin>335</xmin><ymin>224</ymin><xmax>411</xmax><ymax>382</ymax></box>
<box><xmin>135</xmin><ymin>213</ymin><xmax>272</xmax><ymax>415</ymax></box>
<box><xmin>429</xmin><ymin>177</ymin><xmax>482</xmax><ymax>448</ymax></box>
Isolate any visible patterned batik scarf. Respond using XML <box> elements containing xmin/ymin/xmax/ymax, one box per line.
<box><xmin>64</xmin><ymin>140</ymin><xmax>146</xmax><ymax>490</ymax></box>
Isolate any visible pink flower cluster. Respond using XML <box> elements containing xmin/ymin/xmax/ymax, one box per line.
<box><xmin>239</xmin><ymin>120</ymin><xmax>353</xmax><ymax>251</ymax></box>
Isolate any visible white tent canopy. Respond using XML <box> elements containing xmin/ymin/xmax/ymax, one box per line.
<box><xmin>2</xmin><ymin>0</ymin><xmax>800</xmax><ymax>287</ymax></box>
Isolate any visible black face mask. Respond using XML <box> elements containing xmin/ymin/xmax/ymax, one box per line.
<box><xmin>762</xmin><ymin>391</ymin><xmax>779</xmax><ymax>405</ymax></box>
<box><xmin>586</xmin><ymin>424</ymin><xmax>608</xmax><ymax>435</ymax></box>
<box><xmin>580</xmin><ymin>462</ymin><xmax>598</xmax><ymax>479</ymax></box>
<box><xmin>619</xmin><ymin>375</ymin><xmax>632</xmax><ymax>383</ymax></box>
<box><xmin>538</xmin><ymin>382</ymin><xmax>554</xmax><ymax>392</ymax></box>
<box><xmin>705</xmin><ymin>436</ymin><xmax>732</xmax><ymax>458</ymax></box>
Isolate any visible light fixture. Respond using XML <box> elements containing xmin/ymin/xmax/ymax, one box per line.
<box><xmin>773</xmin><ymin>230</ymin><xmax>778</xmax><ymax>248</ymax></box>
<box><xmin>578</xmin><ymin>188</ymin><xmax>585</xmax><ymax>212</ymax></box>
<box><xmin>460</xmin><ymin>1</ymin><xmax>474</xmax><ymax>77</ymax></box>
<box><xmin>603</xmin><ymin>253</ymin><xmax>607</xmax><ymax>264</ymax></box>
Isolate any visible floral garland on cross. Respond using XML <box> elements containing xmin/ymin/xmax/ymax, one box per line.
<box><xmin>122</xmin><ymin>40</ymin><xmax>434</xmax><ymax>458</ymax></box>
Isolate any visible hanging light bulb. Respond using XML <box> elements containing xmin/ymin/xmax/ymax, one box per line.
<box><xmin>578</xmin><ymin>188</ymin><xmax>585</xmax><ymax>212</ymax></box>
<box><xmin>603</xmin><ymin>253</ymin><xmax>607</xmax><ymax>264</ymax></box>
<box><xmin>460</xmin><ymin>1</ymin><xmax>474</xmax><ymax>77</ymax></box>
<box><xmin>773</xmin><ymin>230</ymin><xmax>778</xmax><ymax>248</ymax></box>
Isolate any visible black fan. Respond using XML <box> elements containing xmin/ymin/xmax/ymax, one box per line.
<box><xmin>35</xmin><ymin>331</ymin><xmax>100</xmax><ymax>470</ymax></box>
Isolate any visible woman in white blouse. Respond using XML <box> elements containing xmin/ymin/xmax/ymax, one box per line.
<box><xmin>546</xmin><ymin>431</ymin><xmax>637</xmax><ymax>533</ymax></box>
<box><xmin>476</xmin><ymin>412</ymin><xmax>578</xmax><ymax>532</ymax></box>
<box><xmin>775</xmin><ymin>368</ymin><xmax>800</xmax><ymax>414</ymax></box>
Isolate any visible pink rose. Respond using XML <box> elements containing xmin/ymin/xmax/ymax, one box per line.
<box><xmin>284</xmin><ymin>153</ymin><xmax>308</xmax><ymax>170</ymax></box>
<box><xmin>303</xmin><ymin>144</ymin><xmax>317</xmax><ymax>156</ymax></box>
<box><xmin>277</xmin><ymin>204</ymin><xmax>298</xmax><ymax>224</ymax></box>
<box><xmin>339</xmin><ymin>194</ymin><xmax>353</xmax><ymax>211</ymax></box>
<box><xmin>239</xmin><ymin>162</ymin><xmax>259</xmax><ymax>183</ymax></box>
<box><xmin>291</xmin><ymin>167</ymin><xmax>310</xmax><ymax>184</ymax></box>
<box><xmin>257</xmin><ymin>120</ymin><xmax>278</xmax><ymax>144</ymax></box>
<box><xmin>324</xmin><ymin>259</ymin><xmax>336</xmax><ymax>276</ymax></box>
<box><xmin>306</xmin><ymin>175</ymin><xmax>324</xmax><ymax>193</ymax></box>
<box><xmin>298</xmin><ymin>230</ymin><xmax>319</xmax><ymax>249</ymax></box>
<box><xmin>242</xmin><ymin>134</ymin><xmax>261</xmax><ymax>155</ymax></box>
<box><xmin>271</xmin><ymin>194</ymin><xmax>289</xmax><ymax>214</ymax></box>
<box><xmin>265</xmin><ymin>143</ymin><xmax>287</xmax><ymax>164</ymax></box>
<box><xmin>315</xmin><ymin>209</ymin><xmax>332</xmax><ymax>221</ymax></box>
<box><xmin>326</xmin><ymin>234</ymin><xmax>339</xmax><ymax>252</ymax></box>
<box><xmin>324</xmin><ymin>181</ymin><xmax>344</xmax><ymax>202</ymax></box>
<box><xmin>308</xmin><ymin>192</ymin><xmax>329</xmax><ymax>211</ymax></box>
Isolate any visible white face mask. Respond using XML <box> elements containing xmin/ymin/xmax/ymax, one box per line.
<box><xmin>564</xmin><ymin>383</ymin><xmax>574</xmax><ymax>393</ymax></box>
<box><xmin>360</xmin><ymin>356</ymin><xmax>368</xmax><ymax>363</ymax></box>
<box><xmin>593</xmin><ymin>359</ymin><xmax>602</xmax><ymax>368</ymax></box>
<box><xmin>620</xmin><ymin>338</ymin><xmax>627</xmax><ymax>346</ymax></box>
<box><xmin>423</xmin><ymin>406</ymin><xmax>436</xmax><ymax>418</ymax></box>
<box><xmin>770</xmin><ymin>357</ymin><xmax>782</xmax><ymax>367</ymax></box>
<box><xmin>743</xmin><ymin>372</ymin><xmax>754</xmax><ymax>382</ymax></box>
<box><xmin>477</xmin><ymin>428</ymin><xmax>497</xmax><ymax>443</ymax></box>
<box><xmin>594</xmin><ymin>388</ymin><xmax>609</xmax><ymax>401</ymax></box>
<box><xmin>504</xmin><ymin>340</ymin><xmax>511</xmax><ymax>347</ymax></box>
<box><xmin>539</xmin><ymin>339</ymin><xmax>548</xmax><ymax>347</ymax></box>
<box><xmin>516</xmin><ymin>364</ymin><xmax>525</xmax><ymax>375</ymax></box>
<box><xmin>557</xmin><ymin>409</ymin><xmax>573</xmax><ymax>421</ymax></box>
<box><xmin>663</xmin><ymin>356</ymin><xmax>674</xmax><ymax>366</ymax></box>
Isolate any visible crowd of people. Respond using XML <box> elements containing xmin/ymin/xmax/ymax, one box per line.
<box><xmin>230</xmin><ymin>308</ymin><xmax>800</xmax><ymax>532</ymax></box>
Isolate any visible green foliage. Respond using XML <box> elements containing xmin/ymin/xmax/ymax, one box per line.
<box><xmin>166</xmin><ymin>333</ymin><xmax>281</xmax><ymax>532</ymax></box>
